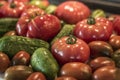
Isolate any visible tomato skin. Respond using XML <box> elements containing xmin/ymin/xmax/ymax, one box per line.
<box><xmin>109</xmin><ymin>35</ymin><xmax>120</xmax><ymax>50</ymax></box>
<box><xmin>27</xmin><ymin>72</ymin><xmax>46</xmax><ymax>80</ymax></box>
<box><xmin>74</xmin><ymin>17</ymin><xmax>113</xmax><ymax>43</ymax></box>
<box><xmin>88</xmin><ymin>41</ymin><xmax>113</xmax><ymax>58</ymax></box>
<box><xmin>55</xmin><ymin>76</ymin><xmax>77</xmax><ymax>80</ymax></box>
<box><xmin>16</xmin><ymin>7</ymin><xmax>45</xmax><ymax>36</ymax></box>
<box><xmin>89</xmin><ymin>57</ymin><xmax>115</xmax><ymax>71</ymax></box>
<box><xmin>27</xmin><ymin>14</ymin><xmax>61</xmax><ymax>41</ymax></box>
<box><xmin>11</xmin><ymin>51</ymin><xmax>30</xmax><ymax>66</ymax></box>
<box><xmin>0</xmin><ymin>52</ymin><xmax>10</xmax><ymax>73</ymax></box>
<box><xmin>112</xmin><ymin>15</ymin><xmax>120</xmax><ymax>35</ymax></box>
<box><xmin>0</xmin><ymin>1</ymin><xmax>26</xmax><ymax>18</ymax></box>
<box><xmin>0</xmin><ymin>1</ymin><xmax>7</xmax><ymax>18</ymax></box>
<box><xmin>92</xmin><ymin>66</ymin><xmax>116</xmax><ymax>80</ymax></box>
<box><xmin>8</xmin><ymin>0</ymin><xmax>29</xmax><ymax>3</ymax></box>
<box><xmin>51</xmin><ymin>36</ymin><xmax>90</xmax><ymax>65</ymax></box>
<box><xmin>54</xmin><ymin>1</ymin><xmax>90</xmax><ymax>24</ymax></box>
<box><xmin>60</xmin><ymin>62</ymin><xmax>92</xmax><ymax>80</ymax></box>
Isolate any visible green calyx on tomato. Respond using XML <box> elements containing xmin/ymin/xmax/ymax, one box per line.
<box><xmin>0</xmin><ymin>3</ymin><xmax>3</xmax><ymax>7</ymax></box>
<box><xmin>66</xmin><ymin>35</ymin><xmax>77</xmax><ymax>44</ymax></box>
<box><xmin>87</xmin><ymin>17</ymin><xmax>96</xmax><ymax>25</ymax></box>
<box><xmin>10</xmin><ymin>3</ymin><xmax>16</xmax><ymax>8</ymax></box>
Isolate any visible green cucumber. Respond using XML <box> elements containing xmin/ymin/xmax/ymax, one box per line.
<box><xmin>0</xmin><ymin>18</ymin><xmax>18</xmax><ymax>37</ymax></box>
<box><xmin>51</xmin><ymin>24</ymin><xmax>75</xmax><ymax>45</ymax></box>
<box><xmin>0</xmin><ymin>36</ymin><xmax>50</xmax><ymax>58</ymax></box>
<box><xmin>31</xmin><ymin>47</ymin><xmax>59</xmax><ymax>80</ymax></box>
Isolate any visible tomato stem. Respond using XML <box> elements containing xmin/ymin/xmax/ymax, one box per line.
<box><xmin>0</xmin><ymin>3</ymin><xmax>3</xmax><ymax>7</ymax></box>
<box><xmin>66</xmin><ymin>35</ymin><xmax>77</xmax><ymax>44</ymax></box>
<box><xmin>10</xmin><ymin>3</ymin><xmax>16</xmax><ymax>8</ymax></box>
<box><xmin>87</xmin><ymin>17</ymin><xmax>96</xmax><ymax>25</ymax></box>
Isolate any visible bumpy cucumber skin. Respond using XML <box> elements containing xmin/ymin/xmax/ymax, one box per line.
<box><xmin>0</xmin><ymin>36</ymin><xmax>50</xmax><ymax>58</ymax></box>
<box><xmin>0</xmin><ymin>18</ymin><xmax>18</xmax><ymax>37</ymax></box>
<box><xmin>31</xmin><ymin>48</ymin><xmax>59</xmax><ymax>80</ymax></box>
<box><xmin>51</xmin><ymin>24</ymin><xmax>75</xmax><ymax>45</ymax></box>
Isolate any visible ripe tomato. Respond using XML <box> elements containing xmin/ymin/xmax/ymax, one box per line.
<box><xmin>54</xmin><ymin>1</ymin><xmax>90</xmax><ymax>24</ymax></box>
<box><xmin>60</xmin><ymin>62</ymin><xmax>92</xmax><ymax>80</ymax></box>
<box><xmin>51</xmin><ymin>35</ymin><xmax>90</xmax><ymax>65</ymax></box>
<box><xmin>16</xmin><ymin>7</ymin><xmax>61</xmax><ymax>41</ymax></box>
<box><xmin>74</xmin><ymin>17</ymin><xmax>113</xmax><ymax>43</ymax></box>
<box><xmin>8</xmin><ymin>0</ymin><xmax>29</xmax><ymax>3</ymax></box>
<box><xmin>11</xmin><ymin>50</ymin><xmax>30</xmax><ymax>66</ymax></box>
<box><xmin>0</xmin><ymin>52</ymin><xmax>10</xmax><ymax>73</ymax></box>
<box><xmin>0</xmin><ymin>1</ymin><xmax>26</xmax><ymax>18</ymax></box>
<box><xmin>112</xmin><ymin>15</ymin><xmax>120</xmax><ymax>35</ymax></box>
<box><xmin>27</xmin><ymin>72</ymin><xmax>46</xmax><ymax>80</ymax></box>
<box><xmin>0</xmin><ymin>1</ymin><xmax>7</xmax><ymax>18</ymax></box>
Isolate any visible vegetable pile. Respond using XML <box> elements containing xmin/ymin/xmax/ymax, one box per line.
<box><xmin>0</xmin><ymin>0</ymin><xmax>120</xmax><ymax>80</ymax></box>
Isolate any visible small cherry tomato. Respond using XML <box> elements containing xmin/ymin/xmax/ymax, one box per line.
<box><xmin>109</xmin><ymin>35</ymin><xmax>120</xmax><ymax>50</ymax></box>
<box><xmin>88</xmin><ymin>41</ymin><xmax>113</xmax><ymax>58</ymax></box>
<box><xmin>51</xmin><ymin>35</ymin><xmax>90</xmax><ymax>65</ymax></box>
<box><xmin>60</xmin><ymin>62</ymin><xmax>92</xmax><ymax>80</ymax></box>
<box><xmin>74</xmin><ymin>17</ymin><xmax>113</xmax><ymax>43</ymax></box>
<box><xmin>55</xmin><ymin>76</ymin><xmax>77</xmax><ymax>80</ymax></box>
<box><xmin>89</xmin><ymin>57</ymin><xmax>115</xmax><ymax>71</ymax></box>
<box><xmin>92</xmin><ymin>66</ymin><xmax>120</xmax><ymax>80</ymax></box>
<box><xmin>27</xmin><ymin>72</ymin><xmax>46</xmax><ymax>80</ymax></box>
<box><xmin>11</xmin><ymin>50</ymin><xmax>30</xmax><ymax>66</ymax></box>
<box><xmin>0</xmin><ymin>52</ymin><xmax>10</xmax><ymax>73</ymax></box>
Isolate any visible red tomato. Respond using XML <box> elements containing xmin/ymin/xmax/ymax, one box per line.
<box><xmin>112</xmin><ymin>15</ymin><xmax>120</xmax><ymax>35</ymax></box>
<box><xmin>55</xmin><ymin>76</ymin><xmax>77</xmax><ymax>80</ymax></box>
<box><xmin>0</xmin><ymin>52</ymin><xmax>10</xmax><ymax>73</ymax></box>
<box><xmin>60</xmin><ymin>62</ymin><xmax>92</xmax><ymax>80</ymax></box>
<box><xmin>27</xmin><ymin>72</ymin><xmax>46</xmax><ymax>80</ymax></box>
<box><xmin>16</xmin><ymin>8</ymin><xmax>61</xmax><ymax>41</ymax></box>
<box><xmin>11</xmin><ymin>51</ymin><xmax>30</xmax><ymax>66</ymax></box>
<box><xmin>8</xmin><ymin>0</ymin><xmax>29</xmax><ymax>3</ymax></box>
<box><xmin>0</xmin><ymin>1</ymin><xmax>7</xmax><ymax>18</ymax></box>
<box><xmin>54</xmin><ymin>1</ymin><xmax>90</xmax><ymax>24</ymax></box>
<box><xmin>51</xmin><ymin>35</ymin><xmax>90</xmax><ymax>65</ymax></box>
<box><xmin>0</xmin><ymin>1</ymin><xmax>26</xmax><ymax>18</ymax></box>
<box><xmin>74</xmin><ymin>17</ymin><xmax>113</xmax><ymax>43</ymax></box>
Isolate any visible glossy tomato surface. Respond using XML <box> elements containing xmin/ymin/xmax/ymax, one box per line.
<box><xmin>55</xmin><ymin>76</ymin><xmax>77</xmax><ymax>80</ymax></box>
<box><xmin>11</xmin><ymin>50</ymin><xmax>30</xmax><ymax>66</ymax></box>
<box><xmin>74</xmin><ymin>17</ymin><xmax>113</xmax><ymax>43</ymax></box>
<box><xmin>27</xmin><ymin>72</ymin><xmax>46</xmax><ymax>80</ymax></box>
<box><xmin>51</xmin><ymin>36</ymin><xmax>90</xmax><ymax>65</ymax></box>
<box><xmin>0</xmin><ymin>1</ymin><xmax>26</xmax><ymax>18</ymax></box>
<box><xmin>0</xmin><ymin>52</ymin><xmax>10</xmax><ymax>73</ymax></box>
<box><xmin>60</xmin><ymin>62</ymin><xmax>92</xmax><ymax>80</ymax></box>
<box><xmin>54</xmin><ymin>1</ymin><xmax>90</xmax><ymax>24</ymax></box>
<box><xmin>27</xmin><ymin>14</ymin><xmax>61</xmax><ymax>41</ymax></box>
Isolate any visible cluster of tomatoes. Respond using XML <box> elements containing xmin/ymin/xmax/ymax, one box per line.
<box><xmin>0</xmin><ymin>0</ymin><xmax>120</xmax><ymax>80</ymax></box>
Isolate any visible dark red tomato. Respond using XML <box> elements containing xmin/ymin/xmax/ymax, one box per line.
<box><xmin>60</xmin><ymin>62</ymin><xmax>92</xmax><ymax>80</ymax></box>
<box><xmin>55</xmin><ymin>76</ymin><xmax>77</xmax><ymax>80</ymax></box>
<box><xmin>0</xmin><ymin>1</ymin><xmax>26</xmax><ymax>18</ymax></box>
<box><xmin>88</xmin><ymin>41</ymin><xmax>113</xmax><ymax>58</ymax></box>
<box><xmin>27</xmin><ymin>72</ymin><xmax>46</xmax><ymax>80</ymax></box>
<box><xmin>11</xmin><ymin>50</ymin><xmax>30</xmax><ymax>66</ymax></box>
<box><xmin>0</xmin><ymin>1</ymin><xmax>7</xmax><ymax>18</ymax></box>
<box><xmin>89</xmin><ymin>57</ymin><xmax>115</xmax><ymax>71</ymax></box>
<box><xmin>109</xmin><ymin>35</ymin><xmax>120</xmax><ymax>50</ymax></box>
<box><xmin>51</xmin><ymin>35</ymin><xmax>90</xmax><ymax>65</ymax></box>
<box><xmin>74</xmin><ymin>17</ymin><xmax>113</xmax><ymax>43</ymax></box>
<box><xmin>54</xmin><ymin>1</ymin><xmax>90</xmax><ymax>24</ymax></box>
<box><xmin>92</xmin><ymin>66</ymin><xmax>119</xmax><ymax>80</ymax></box>
<box><xmin>16</xmin><ymin>8</ymin><xmax>61</xmax><ymax>41</ymax></box>
<box><xmin>16</xmin><ymin>7</ymin><xmax>45</xmax><ymax>36</ymax></box>
<box><xmin>0</xmin><ymin>52</ymin><xmax>10</xmax><ymax>73</ymax></box>
<box><xmin>110</xmin><ymin>15</ymin><xmax>120</xmax><ymax>35</ymax></box>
